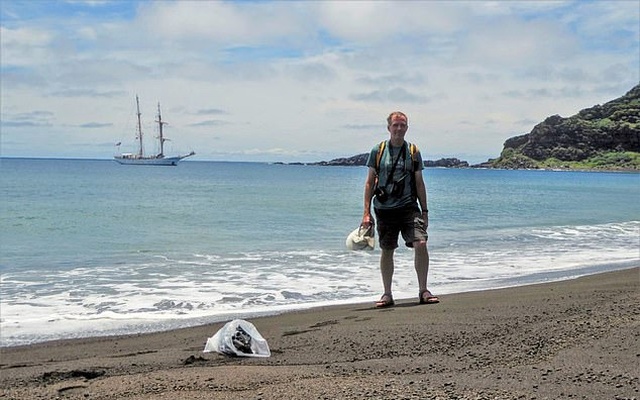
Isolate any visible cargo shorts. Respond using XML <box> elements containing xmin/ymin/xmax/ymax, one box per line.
<box><xmin>374</xmin><ymin>205</ymin><xmax>428</xmax><ymax>250</ymax></box>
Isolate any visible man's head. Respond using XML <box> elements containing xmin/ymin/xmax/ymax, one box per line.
<box><xmin>387</xmin><ymin>111</ymin><xmax>408</xmax><ymax>127</ymax></box>
<box><xmin>387</xmin><ymin>111</ymin><xmax>408</xmax><ymax>145</ymax></box>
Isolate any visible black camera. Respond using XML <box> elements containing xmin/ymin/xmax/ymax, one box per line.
<box><xmin>391</xmin><ymin>176</ymin><xmax>405</xmax><ymax>196</ymax></box>
<box><xmin>375</xmin><ymin>176</ymin><xmax>405</xmax><ymax>203</ymax></box>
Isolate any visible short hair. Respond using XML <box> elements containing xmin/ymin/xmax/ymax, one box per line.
<box><xmin>387</xmin><ymin>111</ymin><xmax>408</xmax><ymax>126</ymax></box>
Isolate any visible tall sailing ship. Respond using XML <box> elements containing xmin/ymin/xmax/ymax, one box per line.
<box><xmin>114</xmin><ymin>95</ymin><xmax>195</xmax><ymax>166</ymax></box>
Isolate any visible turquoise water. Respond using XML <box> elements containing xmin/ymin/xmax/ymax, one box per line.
<box><xmin>1</xmin><ymin>158</ymin><xmax>638</xmax><ymax>346</ymax></box>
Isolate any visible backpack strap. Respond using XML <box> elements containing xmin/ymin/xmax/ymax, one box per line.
<box><xmin>375</xmin><ymin>140</ymin><xmax>386</xmax><ymax>172</ymax></box>
<box><xmin>409</xmin><ymin>143</ymin><xmax>419</xmax><ymax>171</ymax></box>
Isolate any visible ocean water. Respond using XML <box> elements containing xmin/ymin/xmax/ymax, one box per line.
<box><xmin>1</xmin><ymin>158</ymin><xmax>638</xmax><ymax>347</ymax></box>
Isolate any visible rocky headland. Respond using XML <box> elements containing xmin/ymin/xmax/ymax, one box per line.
<box><xmin>482</xmin><ymin>84</ymin><xmax>640</xmax><ymax>171</ymax></box>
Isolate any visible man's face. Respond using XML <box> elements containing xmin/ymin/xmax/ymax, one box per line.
<box><xmin>388</xmin><ymin>115</ymin><xmax>408</xmax><ymax>141</ymax></box>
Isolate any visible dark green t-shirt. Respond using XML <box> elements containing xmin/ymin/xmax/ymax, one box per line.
<box><xmin>366</xmin><ymin>140</ymin><xmax>424</xmax><ymax>210</ymax></box>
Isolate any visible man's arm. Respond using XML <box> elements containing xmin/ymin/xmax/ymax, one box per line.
<box><xmin>362</xmin><ymin>167</ymin><xmax>377</xmax><ymax>227</ymax></box>
<box><xmin>414</xmin><ymin>169</ymin><xmax>429</xmax><ymax>227</ymax></box>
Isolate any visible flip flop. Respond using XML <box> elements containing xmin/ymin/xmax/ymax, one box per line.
<box><xmin>375</xmin><ymin>293</ymin><xmax>395</xmax><ymax>308</ymax></box>
<box><xmin>419</xmin><ymin>289</ymin><xmax>439</xmax><ymax>304</ymax></box>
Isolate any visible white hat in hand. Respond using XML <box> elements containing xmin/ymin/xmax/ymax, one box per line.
<box><xmin>346</xmin><ymin>225</ymin><xmax>375</xmax><ymax>251</ymax></box>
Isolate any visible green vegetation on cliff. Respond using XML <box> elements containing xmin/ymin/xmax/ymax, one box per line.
<box><xmin>488</xmin><ymin>85</ymin><xmax>640</xmax><ymax>171</ymax></box>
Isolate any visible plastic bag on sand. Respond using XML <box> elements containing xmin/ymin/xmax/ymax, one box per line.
<box><xmin>203</xmin><ymin>319</ymin><xmax>271</xmax><ymax>357</ymax></box>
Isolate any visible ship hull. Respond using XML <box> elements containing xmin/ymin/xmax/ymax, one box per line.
<box><xmin>114</xmin><ymin>153</ymin><xmax>194</xmax><ymax>166</ymax></box>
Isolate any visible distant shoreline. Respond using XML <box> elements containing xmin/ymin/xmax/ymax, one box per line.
<box><xmin>2</xmin><ymin>156</ymin><xmax>638</xmax><ymax>172</ymax></box>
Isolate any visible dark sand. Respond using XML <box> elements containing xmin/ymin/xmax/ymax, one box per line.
<box><xmin>1</xmin><ymin>267</ymin><xmax>638</xmax><ymax>400</ymax></box>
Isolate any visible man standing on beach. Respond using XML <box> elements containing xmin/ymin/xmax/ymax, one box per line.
<box><xmin>361</xmin><ymin>111</ymin><xmax>438</xmax><ymax>308</ymax></box>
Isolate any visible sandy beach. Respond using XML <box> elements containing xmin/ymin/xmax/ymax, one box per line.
<box><xmin>1</xmin><ymin>267</ymin><xmax>638</xmax><ymax>400</ymax></box>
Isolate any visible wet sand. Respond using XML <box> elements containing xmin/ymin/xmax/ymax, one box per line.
<box><xmin>1</xmin><ymin>267</ymin><xmax>638</xmax><ymax>400</ymax></box>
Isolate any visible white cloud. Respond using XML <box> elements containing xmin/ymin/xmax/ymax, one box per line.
<box><xmin>135</xmin><ymin>1</ymin><xmax>311</xmax><ymax>46</ymax></box>
<box><xmin>1</xmin><ymin>26</ymin><xmax>54</xmax><ymax>66</ymax></box>
<box><xmin>455</xmin><ymin>18</ymin><xmax>579</xmax><ymax>67</ymax></box>
<box><xmin>0</xmin><ymin>0</ymin><xmax>638</xmax><ymax>164</ymax></box>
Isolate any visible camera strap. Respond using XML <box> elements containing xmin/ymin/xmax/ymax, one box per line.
<box><xmin>384</xmin><ymin>142</ymin><xmax>406</xmax><ymax>186</ymax></box>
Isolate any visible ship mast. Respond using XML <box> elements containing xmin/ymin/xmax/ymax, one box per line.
<box><xmin>156</xmin><ymin>102</ymin><xmax>168</xmax><ymax>158</ymax></box>
<box><xmin>135</xmin><ymin>95</ymin><xmax>144</xmax><ymax>158</ymax></box>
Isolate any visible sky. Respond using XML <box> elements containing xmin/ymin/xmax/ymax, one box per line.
<box><xmin>1</xmin><ymin>0</ymin><xmax>639</xmax><ymax>164</ymax></box>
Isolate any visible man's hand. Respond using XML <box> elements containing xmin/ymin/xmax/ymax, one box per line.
<box><xmin>421</xmin><ymin>211</ymin><xmax>429</xmax><ymax>229</ymax></box>
<box><xmin>362</xmin><ymin>213</ymin><xmax>374</xmax><ymax>228</ymax></box>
